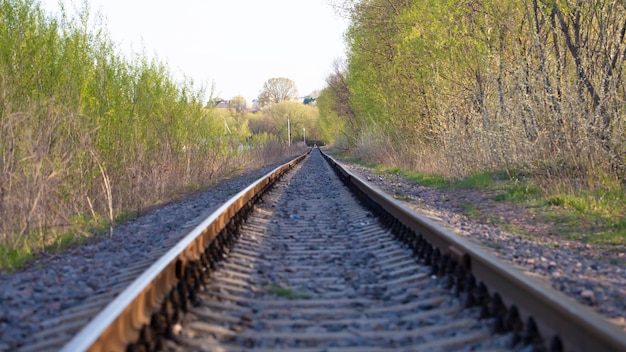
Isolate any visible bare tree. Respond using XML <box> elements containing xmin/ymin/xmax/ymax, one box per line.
<box><xmin>258</xmin><ymin>78</ymin><xmax>298</xmax><ymax>107</ymax></box>
<box><xmin>326</xmin><ymin>60</ymin><xmax>357</xmax><ymax>133</ymax></box>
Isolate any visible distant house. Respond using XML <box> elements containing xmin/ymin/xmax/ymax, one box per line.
<box><xmin>215</xmin><ymin>100</ymin><xmax>230</xmax><ymax>109</ymax></box>
<box><xmin>250</xmin><ymin>99</ymin><xmax>260</xmax><ymax>113</ymax></box>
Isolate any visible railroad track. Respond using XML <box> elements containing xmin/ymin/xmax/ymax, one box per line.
<box><xmin>22</xmin><ymin>148</ymin><xmax>626</xmax><ymax>351</ymax></box>
<box><xmin>165</xmin><ymin>150</ymin><xmax>498</xmax><ymax>351</ymax></box>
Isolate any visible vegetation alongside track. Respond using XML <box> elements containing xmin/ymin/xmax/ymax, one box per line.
<box><xmin>3</xmin><ymin>0</ymin><xmax>625</xmax><ymax>269</ymax></box>
<box><xmin>321</xmin><ymin>0</ymin><xmax>626</xmax><ymax>245</ymax></box>
<box><xmin>340</xmin><ymin>154</ymin><xmax>626</xmax><ymax>246</ymax></box>
<box><xmin>0</xmin><ymin>0</ymin><xmax>309</xmax><ymax>270</ymax></box>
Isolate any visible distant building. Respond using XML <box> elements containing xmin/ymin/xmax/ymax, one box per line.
<box><xmin>250</xmin><ymin>99</ymin><xmax>260</xmax><ymax>113</ymax></box>
<box><xmin>215</xmin><ymin>100</ymin><xmax>230</xmax><ymax>109</ymax></box>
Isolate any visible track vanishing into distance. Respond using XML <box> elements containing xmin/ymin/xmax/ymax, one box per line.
<box><xmin>167</xmin><ymin>149</ymin><xmax>499</xmax><ymax>351</ymax></box>
<box><xmin>22</xmin><ymin>148</ymin><xmax>626</xmax><ymax>351</ymax></box>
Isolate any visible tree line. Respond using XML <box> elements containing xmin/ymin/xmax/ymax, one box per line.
<box><xmin>320</xmin><ymin>0</ymin><xmax>626</xmax><ymax>186</ymax></box>
<box><xmin>0</xmin><ymin>0</ymin><xmax>315</xmax><ymax>268</ymax></box>
<box><xmin>208</xmin><ymin>77</ymin><xmax>321</xmax><ymax>150</ymax></box>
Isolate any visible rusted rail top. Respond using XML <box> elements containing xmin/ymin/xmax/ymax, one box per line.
<box><xmin>61</xmin><ymin>150</ymin><xmax>310</xmax><ymax>352</ymax></box>
<box><xmin>321</xmin><ymin>150</ymin><xmax>626</xmax><ymax>352</ymax></box>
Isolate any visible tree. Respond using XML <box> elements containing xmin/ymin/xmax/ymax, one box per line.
<box><xmin>337</xmin><ymin>0</ymin><xmax>626</xmax><ymax>181</ymax></box>
<box><xmin>318</xmin><ymin>60</ymin><xmax>357</xmax><ymax>146</ymax></box>
<box><xmin>229</xmin><ymin>95</ymin><xmax>247</xmax><ymax>113</ymax></box>
<box><xmin>259</xmin><ymin>101</ymin><xmax>317</xmax><ymax>145</ymax></box>
<box><xmin>258</xmin><ymin>77</ymin><xmax>298</xmax><ymax>107</ymax></box>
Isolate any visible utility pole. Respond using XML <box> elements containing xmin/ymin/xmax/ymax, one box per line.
<box><xmin>287</xmin><ymin>115</ymin><xmax>291</xmax><ymax>147</ymax></box>
<box><xmin>303</xmin><ymin>127</ymin><xmax>306</xmax><ymax>145</ymax></box>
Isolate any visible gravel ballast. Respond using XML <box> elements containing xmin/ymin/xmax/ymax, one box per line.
<box><xmin>0</xmin><ymin>161</ymin><xmax>290</xmax><ymax>350</ymax></box>
<box><xmin>171</xmin><ymin>148</ymin><xmax>517</xmax><ymax>351</ymax></box>
<box><xmin>1</xmin><ymin>151</ymin><xmax>625</xmax><ymax>350</ymax></box>
<box><xmin>336</xmin><ymin>158</ymin><xmax>626</xmax><ymax>332</ymax></box>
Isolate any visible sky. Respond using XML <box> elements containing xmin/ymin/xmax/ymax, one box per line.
<box><xmin>39</xmin><ymin>0</ymin><xmax>349</xmax><ymax>102</ymax></box>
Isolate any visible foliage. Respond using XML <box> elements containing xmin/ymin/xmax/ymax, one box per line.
<box><xmin>317</xmin><ymin>88</ymin><xmax>346</xmax><ymax>146</ymax></box>
<box><xmin>257</xmin><ymin>77</ymin><xmax>298</xmax><ymax>108</ymax></box>
<box><xmin>375</xmin><ymin>162</ymin><xmax>626</xmax><ymax>245</ymax></box>
<box><xmin>391</xmin><ymin>169</ymin><xmax>451</xmax><ymax>190</ymax></box>
<box><xmin>318</xmin><ymin>60</ymin><xmax>356</xmax><ymax>147</ymax></box>
<box><xmin>252</xmin><ymin>101</ymin><xmax>320</xmax><ymax>145</ymax></box>
<box><xmin>544</xmin><ymin>186</ymin><xmax>626</xmax><ymax>245</ymax></box>
<box><xmin>494</xmin><ymin>183</ymin><xmax>543</xmax><ymax>203</ymax></box>
<box><xmin>323</xmin><ymin>0</ymin><xmax>626</xmax><ymax>247</ymax></box>
<box><xmin>229</xmin><ymin>95</ymin><xmax>247</xmax><ymax>113</ymax></box>
<box><xmin>0</xmin><ymin>0</ymin><xmax>304</xmax><ymax>270</ymax></box>
<box><xmin>333</xmin><ymin>0</ymin><xmax>626</xmax><ymax>178</ymax></box>
<box><xmin>267</xmin><ymin>284</ymin><xmax>311</xmax><ymax>299</ymax></box>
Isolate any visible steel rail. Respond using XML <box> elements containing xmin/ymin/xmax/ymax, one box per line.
<box><xmin>61</xmin><ymin>150</ymin><xmax>310</xmax><ymax>352</ymax></box>
<box><xmin>321</xmin><ymin>150</ymin><xmax>626</xmax><ymax>352</ymax></box>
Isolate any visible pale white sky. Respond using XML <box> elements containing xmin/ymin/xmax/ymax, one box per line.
<box><xmin>39</xmin><ymin>0</ymin><xmax>348</xmax><ymax>102</ymax></box>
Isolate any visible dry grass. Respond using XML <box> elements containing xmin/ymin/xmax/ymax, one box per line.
<box><xmin>0</xmin><ymin>104</ymin><xmax>304</xmax><ymax>270</ymax></box>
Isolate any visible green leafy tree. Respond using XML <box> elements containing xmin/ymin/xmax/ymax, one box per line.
<box><xmin>261</xmin><ymin>101</ymin><xmax>318</xmax><ymax>145</ymax></box>
<box><xmin>333</xmin><ymin>0</ymin><xmax>626</xmax><ymax>182</ymax></box>
<box><xmin>317</xmin><ymin>61</ymin><xmax>356</xmax><ymax>146</ymax></box>
<box><xmin>229</xmin><ymin>95</ymin><xmax>247</xmax><ymax>113</ymax></box>
<box><xmin>0</xmin><ymin>0</ymin><xmax>284</xmax><ymax>266</ymax></box>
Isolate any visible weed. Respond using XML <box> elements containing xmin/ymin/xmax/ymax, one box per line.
<box><xmin>0</xmin><ymin>245</ymin><xmax>33</xmax><ymax>272</ymax></box>
<box><xmin>115</xmin><ymin>210</ymin><xmax>137</xmax><ymax>224</ymax></box>
<box><xmin>494</xmin><ymin>193</ymin><xmax>507</xmax><ymax>202</ymax></box>
<box><xmin>266</xmin><ymin>284</ymin><xmax>311</xmax><ymax>299</ymax></box>
<box><xmin>541</xmin><ymin>186</ymin><xmax>626</xmax><ymax>245</ymax></box>
<box><xmin>462</xmin><ymin>203</ymin><xmax>481</xmax><ymax>217</ymax></box>
<box><xmin>500</xmin><ymin>224</ymin><xmax>529</xmax><ymax>238</ymax></box>
<box><xmin>502</xmin><ymin>183</ymin><xmax>543</xmax><ymax>203</ymax></box>
<box><xmin>395</xmin><ymin>170</ymin><xmax>450</xmax><ymax>189</ymax></box>
<box><xmin>455</xmin><ymin>172</ymin><xmax>498</xmax><ymax>190</ymax></box>
<box><xmin>388</xmin><ymin>166</ymin><xmax>402</xmax><ymax>174</ymax></box>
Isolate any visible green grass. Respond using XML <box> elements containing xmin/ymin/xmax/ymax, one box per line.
<box><xmin>395</xmin><ymin>195</ymin><xmax>412</xmax><ymax>201</ymax></box>
<box><xmin>0</xmin><ymin>212</ymin><xmax>119</xmax><ymax>271</ymax></box>
<box><xmin>543</xmin><ymin>189</ymin><xmax>626</xmax><ymax>245</ymax></box>
<box><xmin>494</xmin><ymin>183</ymin><xmax>543</xmax><ymax>204</ymax></box>
<box><xmin>494</xmin><ymin>183</ymin><xmax>626</xmax><ymax>245</ymax></box>
<box><xmin>455</xmin><ymin>172</ymin><xmax>500</xmax><ymax>189</ymax></box>
<box><xmin>266</xmin><ymin>284</ymin><xmax>311</xmax><ymax>299</ymax></box>
<box><xmin>388</xmin><ymin>168</ymin><xmax>450</xmax><ymax>189</ymax></box>
<box><xmin>0</xmin><ymin>245</ymin><xmax>34</xmax><ymax>272</ymax></box>
<box><xmin>462</xmin><ymin>203</ymin><xmax>481</xmax><ymax>217</ymax></box>
<box><xmin>375</xmin><ymin>164</ymin><xmax>626</xmax><ymax>246</ymax></box>
<box><xmin>393</xmin><ymin>189</ymin><xmax>412</xmax><ymax>201</ymax></box>
<box><xmin>0</xmin><ymin>229</ymin><xmax>93</xmax><ymax>272</ymax></box>
<box><xmin>390</xmin><ymin>169</ymin><xmax>508</xmax><ymax>191</ymax></box>
<box><xmin>115</xmin><ymin>210</ymin><xmax>137</xmax><ymax>224</ymax></box>
<box><xmin>332</xmin><ymin>153</ymin><xmax>626</xmax><ymax>246</ymax></box>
